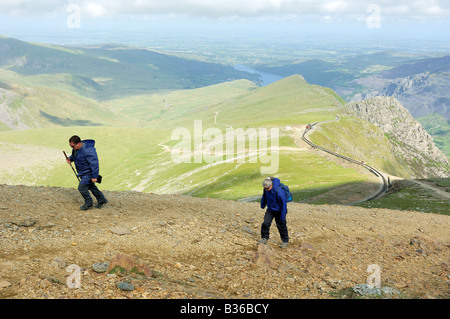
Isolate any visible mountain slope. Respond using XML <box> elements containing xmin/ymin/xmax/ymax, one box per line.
<box><xmin>340</xmin><ymin>97</ymin><xmax>449</xmax><ymax>178</ymax></box>
<box><xmin>0</xmin><ymin>75</ymin><xmax>375</xmax><ymax>204</ymax></box>
<box><xmin>0</xmin><ymin>36</ymin><xmax>259</xmax><ymax>100</ymax></box>
<box><xmin>1</xmin><ymin>184</ymin><xmax>449</xmax><ymax>299</ymax></box>
<box><xmin>0</xmin><ymin>74</ymin><xmax>448</xmax><ymax>210</ymax></box>
<box><xmin>0</xmin><ymin>83</ymin><xmax>120</xmax><ymax>130</ymax></box>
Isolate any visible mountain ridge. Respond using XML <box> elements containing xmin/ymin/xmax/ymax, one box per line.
<box><xmin>0</xmin><ymin>36</ymin><xmax>260</xmax><ymax>100</ymax></box>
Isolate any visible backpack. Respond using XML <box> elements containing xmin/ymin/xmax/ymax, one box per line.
<box><xmin>279</xmin><ymin>183</ymin><xmax>293</xmax><ymax>202</ymax></box>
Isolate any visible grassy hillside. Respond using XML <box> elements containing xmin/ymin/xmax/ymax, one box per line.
<box><xmin>308</xmin><ymin>116</ymin><xmax>412</xmax><ymax>178</ymax></box>
<box><xmin>0</xmin><ymin>36</ymin><xmax>259</xmax><ymax>100</ymax></box>
<box><xmin>0</xmin><ymin>78</ymin><xmax>119</xmax><ymax>129</ymax></box>
<box><xmin>417</xmin><ymin>113</ymin><xmax>450</xmax><ymax>158</ymax></box>
<box><xmin>0</xmin><ymin>43</ymin><xmax>446</xmax><ymax>212</ymax></box>
<box><xmin>0</xmin><ymin>75</ymin><xmax>379</xmax><ymax>204</ymax></box>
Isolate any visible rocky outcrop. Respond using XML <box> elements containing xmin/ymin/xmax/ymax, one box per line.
<box><xmin>351</xmin><ymin>72</ymin><xmax>450</xmax><ymax>119</ymax></box>
<box><xmin>348</xmin><ymin>55</ymin><xmax>450</xmax><ymax>119</ymax></box>
<box><xmin>0</xmin><ymin>88</ymin><xmax>33</xmax><ymax>130</ymax></box>
<box><xmin>343</xmin><ymin>96</ymin><xmax>449</xmax><ymax>178</ymax></box>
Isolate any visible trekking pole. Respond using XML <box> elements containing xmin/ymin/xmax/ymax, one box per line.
<box><xmin>63</xmin><ymin>151</ymin><xmax>80</xmax><ymax>182</ymax></box>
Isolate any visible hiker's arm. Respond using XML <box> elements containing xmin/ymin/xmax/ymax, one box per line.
<box><xmin>260</xmin><ymin>192</ymin><xmax>267</xmax><ymax>209</ymax></box>
<box><xmin>278</xmin><ymin>190</ymin><xmax>287</xmax><ymax>222</ymax></box>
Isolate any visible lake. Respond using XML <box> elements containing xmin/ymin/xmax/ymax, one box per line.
<box><xmin>233</xmin><ymin>65</ymin><xmax>283</xmax><ymax>86</ymax></box>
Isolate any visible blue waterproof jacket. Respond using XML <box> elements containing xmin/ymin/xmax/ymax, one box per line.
<box><xmin>69</xmin><ymin>139</ymin><xmax>100</xmax><ymax>184</ymax></box>
<box><xmin>260</xmin><ymin>178</ymin><xmax>287</xmax><ymax>222</ymax></box>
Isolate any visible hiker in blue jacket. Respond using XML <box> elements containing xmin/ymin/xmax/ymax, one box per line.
<box><xmin>67</xmin><ymin>135</ymin><xmax>108</xmax><ymax>210</ymax></box>
<box><xmin>259</xmin><ymin>177</ymin><xmax>289</xmax><ymax>248</ymax></box>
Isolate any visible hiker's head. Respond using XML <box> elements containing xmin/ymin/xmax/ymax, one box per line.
<box><xmin>69</xmin><ymin>135</ymin><xmax>82</xmax><ymax>150</ymax></box>
<box><xmin>262</xmin><ymin>177</ymin><xmax>273</xmax><ymax>191</ymax></box>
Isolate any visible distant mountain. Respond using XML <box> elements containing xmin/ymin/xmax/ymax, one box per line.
<box><xmin>254</xmin><ymin>52</ymin><xmax>450</xmax><ymax>120</ymax></box>
<box><xmin>0</xmin><ymin>36</ymin><xmax>259</xmax><ymax>100</ymax></box>
<box><xmin>254</xmin><ymin>52</ymin><xmax>450</xmax><ymax>157</ymax></box>
<box><xmin>349</xmin><ymin>55</ymin><xmax>450</xmax><ymax>119</ymax></box>
<box><xmin>254</xmin><ymin>52</ymin><xmax>423</xmax><ymax>91</ymax></box>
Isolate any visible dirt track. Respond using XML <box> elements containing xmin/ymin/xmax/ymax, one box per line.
<box><xmin>0</xmin><ymin>184</ymin><xmax>449</xmax><ymax>299</ymax></box>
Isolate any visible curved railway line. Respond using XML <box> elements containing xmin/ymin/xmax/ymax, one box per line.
<box><xmin>302</xmin><ymin>121</ymin><xmax>389</xmax><ymax>203</ymax></box>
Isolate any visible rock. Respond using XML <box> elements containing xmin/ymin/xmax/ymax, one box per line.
<box><xmin>0</xmin><ymin>281</ymin><xmax>11</xmax><ymax>289</ymax></box>
<box><xmin>410</xmin><ymin>237</ymin><xmax>421</xmax><ymax>246</ymax></box>
<box><xmin>40</xmin><ymin>279</ymin><xmax>52</xmax><ymax>288</ymax></box>
<box><xmin>242</xmin><ymin>226</ymin><xmax>256</xmax><ymax>235</ymax></box>
<box><xmin>108</xmin><ymin>227</ymin><xmax>130</xmax><ymax>235</ymax></box>
<box><xmin>301</xmin><ymin>242</ymin><xmax>315</xmax><ymax>250</ymax></box>
<box><xmin>42</xmin><ymin>222</ymin><xmax>56</xmax><ymax>229</ymax></box>
<box><xmin>92</xmin><ymin>262</ymin><xmax>110</xmax><ymax>273</ymax></box>
<box><xmin>117</xmin><ymin>282</ymin><xmax>135</xmax><ymax>291</ymax></box>
<box><xmin>381</xmin><ymin>286</ymin><xmax>401</xmax><ymax>296</ymax></box>
<box><xmin>19</xmin><ymin>217</ymin><xmax>36</xmax><ymax>227</ymax></box>
<box><xmin>324</xmin><ymin>279</ymin><xmax>341</xmax><ymax>289</ymax></box>
<box><xmin>254</xmin><ymin>243</ymin><xmax>278</xmax><ymax>269</ymax></box>
<box><xmin>8</xmin><ymin>217</ymin><xmax>36</xmax><ymax>227</ymax></box>
<box><xmin>51</xmin><ymin>257</ymin><xmax>67</xmax><ymax>269</ymax></box>
<box><xmin>106</xmin><ymin>254</ymin><xmax>154</xmax><ymax>277</ymax></box>
<box><xmin>352</xmin><ymin>284</ymin><xmax>381</xmax><ymax>296</ymax></box>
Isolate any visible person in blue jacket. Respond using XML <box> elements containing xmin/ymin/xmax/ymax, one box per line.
<box><xmin>259</xmin><ymin>177</ymin><xmax>289</xmax><ymax>248</ymax></box>
<box><xmin>67</xmin><ymin>135</ymin><xmax>108</xmax><ymax>210</ymax></box>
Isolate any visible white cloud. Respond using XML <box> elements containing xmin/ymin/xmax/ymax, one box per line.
<box><xmin>322</xmin><ymin>1</ymin><xmax>349</xmax><ymax>14</ymax></box>
<box><xmin>85</xmin><ymin>3</ymin><xmax>106</xmax><ymax>17</ymax></box>
<box><xmin>0</xmin><ymin>0</ymin><xmax>449</xmax><ymax>20</ymax></box>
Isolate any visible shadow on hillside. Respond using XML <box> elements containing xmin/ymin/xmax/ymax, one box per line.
<box><xmin>239</xmin><ymin>180</ymin><xmax>385</xmax><ymax>206</ymax></box>
<box><xmin>293</xmin><ymin>180</ymin><xmax>386</xmax><ymax>206</ymax></box>
<box><xmin>40</xmin><ymin>111</ymin><xmax>103</xmax><ymax>127</ymax></box>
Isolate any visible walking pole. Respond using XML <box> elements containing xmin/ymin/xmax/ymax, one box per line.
<box><xmin>63</xmin><ymin>151</ymin><xmax>80</xmax><ymax>182</ymax></box>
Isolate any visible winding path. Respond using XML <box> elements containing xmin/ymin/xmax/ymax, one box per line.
<box><xmin>302</xmin><ymin>120</ymin><xmax>389</xmax><ymax>203</ymax></box>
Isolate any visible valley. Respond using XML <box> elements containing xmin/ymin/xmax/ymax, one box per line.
<box><xmin>0</xmin><ymin>36</ymin><xmax>448</xmax><ymax>216</ymax></box>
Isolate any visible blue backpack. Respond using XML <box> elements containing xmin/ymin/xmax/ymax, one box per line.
<box><xmin>278</xmin><ymin>183</ymin><xmax>293</xmax><ymax>202</ymax></box>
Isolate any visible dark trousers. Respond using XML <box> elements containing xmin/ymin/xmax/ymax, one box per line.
<box><xmin>78</xmin><ymin>181</ymin><xmax>107</xmax><ymax>207</ymax></box>
<box><xmin>261</xmin><ymin>209</ymin><xmax>289</xmax><ymax>243</ymax></box>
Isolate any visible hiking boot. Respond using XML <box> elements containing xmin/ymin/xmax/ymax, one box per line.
<box><xmin>258</xmin><ymin>238</ymin><xmax>268</xmax><ymax>245</ymax></box>
<box><xmin>96</xmin><ymin>200</ymin><xmax>108</xmax><ymax>209</ymax></box>
<box><xmin>279</xmin><ymin>242</ymin><xmax>289</xmax><ymax>249</ymax></box>
<box><xmin>80</xmin><ymin>204</ymin><xmax>93</xmax><ymax>211</ymax></box>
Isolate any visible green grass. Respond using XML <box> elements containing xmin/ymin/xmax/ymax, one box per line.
<box><xmin>309</xmin><ymin>116</ymin><xmax>412</xmax><ymax>178</ymax></box>
<box><xmin>430</xmin><ymin>177</ymin><xmax>450</xmax><ymax>187</ymax></box>
<box><xmin>417</xmin><ymin>113</ymin><xmax>450</xmax><ymax>159</ymax></box>
<box><xmin>0</xmin><ymin>56</ymin><xmax>447</xmax><ymax>214</ymax></box>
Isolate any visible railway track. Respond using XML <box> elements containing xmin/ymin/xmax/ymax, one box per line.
<box><xmin>302</xmin><ymin>122</ymin><xmax>388</xmax><ymax>202</ymax></box>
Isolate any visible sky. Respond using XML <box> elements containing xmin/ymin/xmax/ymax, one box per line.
<box><xmin>0</xmin><ymin>0</ymin><xmax>448</xmax><ymax>20</ymax></box>
<box><xmin>1</xmin><ymin>0</ymin><xmax>449</xmax><ymax>48</ymax></box>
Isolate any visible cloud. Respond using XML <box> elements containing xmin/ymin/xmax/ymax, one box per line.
<box><xmin>0</xmin><ymin>0</ymin><xmax>449</xmax><ymax>21</ymax></box>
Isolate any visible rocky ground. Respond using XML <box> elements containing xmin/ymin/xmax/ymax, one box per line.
<box><xmin>0</xmin><ymin>183</ymin><xmax>449</xmax><ymax>300</ymax></box>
